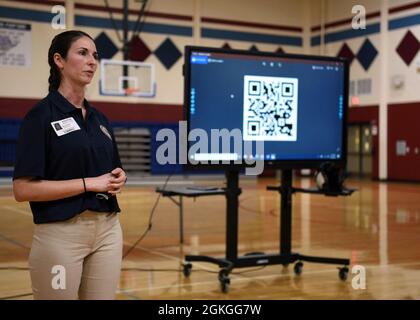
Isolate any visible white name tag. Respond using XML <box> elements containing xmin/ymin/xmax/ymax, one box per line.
<box><xmin>51</xmin><ymin>117</ymin><xmax>81</xmax><ymax>137</ymax></box>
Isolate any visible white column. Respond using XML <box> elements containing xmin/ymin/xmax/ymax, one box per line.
<box><xmin>65</xmin><ymin>0</ymin><xmax>75</xmax><ymax>30</ymax></box>
<box><xmin>320</xmin><ymin>0</ymin><xmax>326</xmax><ymax>55</ymax></box>
<box><xmin>300</xmin><ymin>178</ymin><xmax>311</xmax><ymax>252</ymax></box>
<box><xmin>379</xmin><ymin>183</ymin><xmax>388</xmax><ymax>265</ymax></box>
<box><xmin>193</xmin><ymin>0</ymin><xmax>201</xmax><ymax>45</ymax></box>
<box><xmin>302</xmin><ymin>0</ymin><xmax>311</xmax><ymax>55</ymax></box>
<box><xmin>379</xmin><ymin>0</ymin><xmax>389</xmax><ymax>180</ymax></box>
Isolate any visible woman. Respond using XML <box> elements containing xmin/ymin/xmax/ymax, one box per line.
<box><xmin>13</xmin><ymin>30</ymin><xmax>126</xmax><ymax>300</ymax></box>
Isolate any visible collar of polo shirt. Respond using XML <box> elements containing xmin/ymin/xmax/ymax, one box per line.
<box><xmin>51</xmin><ymin>90</ymin><xmax>92</xmax><ymax>116</ymax></box>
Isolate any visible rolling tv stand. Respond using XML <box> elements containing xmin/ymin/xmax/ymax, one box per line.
<box><xmin>183</xmin><ymin>169</ymin><xmax>352</xmax><ymax>293</ymax></box>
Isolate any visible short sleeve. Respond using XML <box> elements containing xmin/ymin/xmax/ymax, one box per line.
<box><xmin>13</xmin><ymin>109</ymin><xmax>48</xmax><ymax>180</ymax></box>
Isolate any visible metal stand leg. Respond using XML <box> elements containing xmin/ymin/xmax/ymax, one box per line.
<box><xmin>184</xmin><ymin>169</ymin><xmax>351</xmax><ymax>293</ymax></box>
<box><xmin>167</xmin><ymin>196</ymin><xmax>184</xmax><ymax>244</ymax></box>
<box><xmin>179</xmin><ymin>196</ymin><xmax>184</xmax><ymax>244</ymax></box>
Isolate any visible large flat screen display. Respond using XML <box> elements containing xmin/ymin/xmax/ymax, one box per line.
<box><xmin>183</xmin><ymin>46</ymin><xmax>349</xmax><ymax>170</ymax></box>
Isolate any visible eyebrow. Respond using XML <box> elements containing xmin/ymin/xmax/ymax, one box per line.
<box><xmin>77</xmin><ymin>47</ymin><xmax>98</xmax><ymax>55</ymax></box>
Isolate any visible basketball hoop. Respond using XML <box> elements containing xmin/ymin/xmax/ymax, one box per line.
<box><xmin>124</xmin><ymin>87</ymin><xmax>138</xmax><ymax>96</ymax></box>
<box><xmin>99</xmin><ymin>59</ymin><xmax>155</xmax><ymax>97</ymax></box>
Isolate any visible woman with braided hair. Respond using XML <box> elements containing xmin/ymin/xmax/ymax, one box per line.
<box><xmin>13</xmin><ymin>30</ymin><xmax>126</xmax><ymax>300</ymax></box>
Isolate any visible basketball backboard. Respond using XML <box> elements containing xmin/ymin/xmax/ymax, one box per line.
<box><xmin>99</xmin><ymin>59</ymin><xmax>156</xmax><ymax>97</ymax></box>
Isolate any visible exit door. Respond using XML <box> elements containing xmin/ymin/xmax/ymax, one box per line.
<box><xmin>347</xmin><ymin>124</ymin><xmax>372</xmax><ymax>177</ymax></box>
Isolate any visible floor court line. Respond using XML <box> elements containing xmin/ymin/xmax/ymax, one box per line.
<box><xmin>1</xmin><ymin>205</ymin><xmax>32</xmax><ymax>217</ymax></box>
<box><xmin>0</xmin><ymin>233</ymin><xmax>30</xmax><ymax>250</ymax></box>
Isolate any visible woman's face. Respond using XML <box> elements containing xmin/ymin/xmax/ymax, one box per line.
<box><xmin>55</xmin><ymin>36</ymin><xmax>98</xmax><ymax>88</ymax></box>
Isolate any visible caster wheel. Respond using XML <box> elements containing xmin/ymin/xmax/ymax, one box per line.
<box><xmin>183</xmin><ymin>263</ymin><xmax>192</xmax><ymax>278</ymax></box>
<box><xmin>338</xmin><ymin>266</ymin><xmax>349</xmax><ymax>281</ymax></box>
<box><xmin>218</xmin><ymin>269</ymin><xmax>231</xmax><ymax>293</ymax></box>
<box><xmin>221</xmin><ymin>280</ymin><xmax>230</xmax><ymax>293</ymax></box>
<box><xmin>294</xmin><ymin>262</ymin><xmax>303</xmax><ymax>276</ymax></box>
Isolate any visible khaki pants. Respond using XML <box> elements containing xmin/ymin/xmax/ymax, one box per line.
<box><xmin>29</xmin><ymin>210</ymin><xmax>123</xmax><ymax>300</ymax></box>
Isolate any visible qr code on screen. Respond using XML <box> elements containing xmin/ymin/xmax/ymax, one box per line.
<box><xmin>243</xmin><ymin>75</ymin><xmax>298</xmax><ymax>141</ymax></box>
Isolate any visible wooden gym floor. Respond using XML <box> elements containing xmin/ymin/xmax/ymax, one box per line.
<box><xmin>0</xmin><ymin>175</ymin><xmax>420</xmax><ymax>300</ymax></box>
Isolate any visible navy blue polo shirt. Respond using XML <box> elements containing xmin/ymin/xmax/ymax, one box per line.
<box><xmin>13</xmin><ymin>90</ymin><xmax>122</xmax><ymax>224</ymax></box>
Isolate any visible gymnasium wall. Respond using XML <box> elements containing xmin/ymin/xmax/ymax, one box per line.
<box><xmin>387</xmin><ymin>2</ymin><xmax>420</xmax><ymax>181</ymax></box>
<box><xmin>310</xmin><ymin>0</ymin><xmax>419</xmax><ymax>105</ymax></box>
<box><xmin>0</xmin><ymin>0</ymin><xmax>420</xmax><ymax>179</ymax></box>
<box><xmin>0</xmin><ymin>0</ymin><xmax>305</xmax><ymax>105</ymax></box>
<box><xmin>310</xmin><ymin>0</ymin><xmax>420</xmax><ymax>180</ymax></box>
<box><xmin>0</xmin><ymin>0</ymin><xmax>306</xmax><ymax>174</ymax></box>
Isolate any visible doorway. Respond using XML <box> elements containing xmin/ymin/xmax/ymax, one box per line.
<box><xmin>347</xmin><ymin>123</ymin><xmax>372</xmax><ymax>177</ymax></box>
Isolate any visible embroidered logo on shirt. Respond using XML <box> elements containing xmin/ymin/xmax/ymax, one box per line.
<box><xmin>100</xmin><ymin>125</ymin><xmax>112</xmax><ymax>141</ymax></box>
<box><xmin>51</xmin><ymin>117</ymin><xmax>81</xmax><ymax>136</ymax></box>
